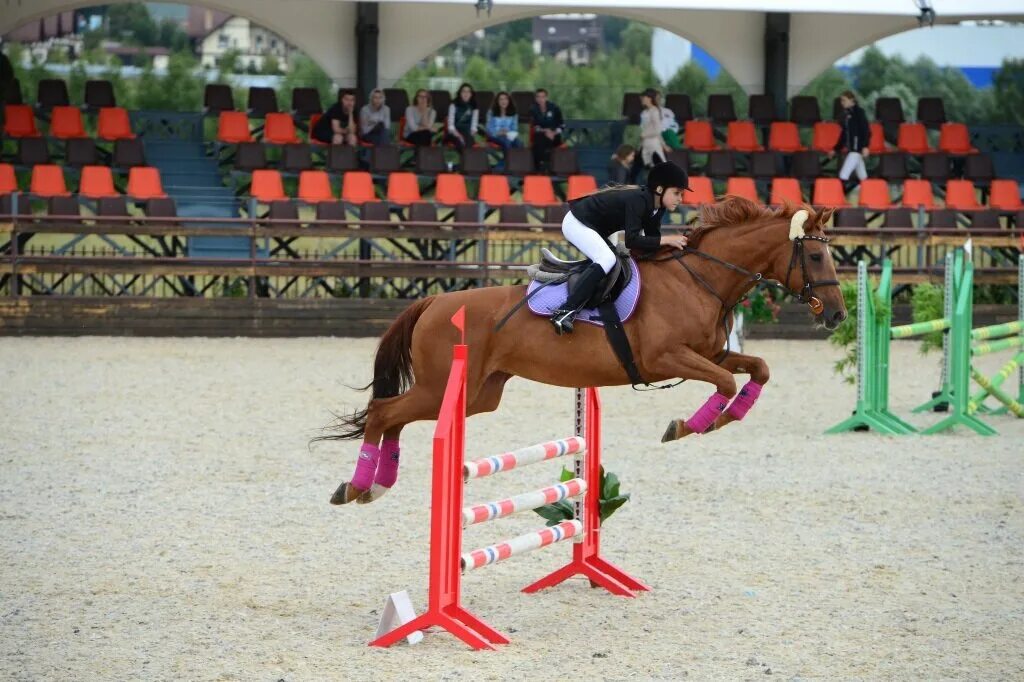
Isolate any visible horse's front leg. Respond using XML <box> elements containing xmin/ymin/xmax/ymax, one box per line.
<box><xmin>649</xmin><ymin>346</ymin><xmax>739</xmax><ymax>443</ymax></box>
<box><xmin>702</xmin><ymin>351</ymin><xmax>770</xmax><ymax>434</ymax></box>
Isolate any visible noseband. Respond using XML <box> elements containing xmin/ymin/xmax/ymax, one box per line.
<box><xmin>785</xmin><ymin>234</ymin><xmax>840</xmax><ymax>316</ymax></box>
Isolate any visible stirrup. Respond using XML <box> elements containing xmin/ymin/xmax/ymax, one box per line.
<box><xmin>550</xmin><ymin>308</ymin><xmax>578</xmax><ymax>335</ymax></box>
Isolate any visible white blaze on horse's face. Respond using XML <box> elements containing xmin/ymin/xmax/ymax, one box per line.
<box><xmin>788</xmin><ymin>209</ymin><xmax>809</xmax><ymax>240</ymax></box>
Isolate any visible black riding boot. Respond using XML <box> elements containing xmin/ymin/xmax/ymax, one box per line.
<box><xmin>550</xmin><ymin>263</ymin><xmax>606</xmax><ymax>335</ymax></box>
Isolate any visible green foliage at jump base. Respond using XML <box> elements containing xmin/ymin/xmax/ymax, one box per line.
<box><xmin>534</xmin><ymin>466</ymin><xmax>629</xmax><ymax>526</ymax></box>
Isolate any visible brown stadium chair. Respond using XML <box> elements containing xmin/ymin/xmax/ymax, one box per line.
<box><xmin>327</xmin><ymin>145</ymin><xmax>359</xmax><ymax>174</ymax></box>
<box><xmin>452</xmin><ymin>202</ymin><xmax>480</xmax><ymax>225</ymax></box>
<box><xmin>920</xmin><ymin>152</ymin><xmax>951</xmax><ymax>184</ymax></box>
<box><xmin>883</xmin><ymin>208</ymin><xmax>914</xmax><ymax>229</ymax></box>
<box><xmin>315</xmin><ymin>201</ymin><xmax>347</xmax><ymax>222</ymax></box>
<box><xmin>145</xmin><ymin>197</ymin><xmax>179</xmax><ymax>226</ymax></box>
<box><xmin>291</xmin><ymin>88</ymin><xmax>323</xmax><ymax>117</ymax></box>
<box><xmin>544</xmin><ymin>203</ymin><xmax>569</xmax><ymax>225</ymax></box>
<box><xmin>281</xmin><ymin>144</ymin><xmax>313</xmax><ymax>173</ymax></box>
<box><xmin>665</xmin><ymin>149</ymin><xmax>691</xmax><ymax>173</ymax></box>
<box><xmin>113</xmin><ymin>138</ymin><xmax>147</xmax><ymax>168</ymax></box>
<box><xmin>963</xmin><ymin>153</ymin><xmax>995</xmax><ymax>187</ymax></box>
<box><xmin>36</xmin><ymin>79</ymin><xmax>70</xmax><ymax>109</ymax></box>
<box><xmin>234</xmin><ymin>142</ymin><xmax>267</xmax><ymax>173</ymax></box>
<box><xmin>370</xmin><ymin>146</ymin><xmax>402</xmax><ymax>175</ymax></box>
<box><xmin>549</xmin><ymin>148</ymin><xmax>579</xmax><ymax>177</ymax></box>
<box><xmin>504</xmin><ymin>148</ymin><xmax>535</xmax><ymax>176</ymax></box>
<box><xmin>359</xmin><ymin>200</ymin><xmax>392</xmax><ymax>226</ymax></box>
<box><xmin>247</xmin><ymin>87</ymin><xmax>279</xmax><ymax>117</ymax></box>
<box><xmin>789</xmin><ymin>96</ymin><xmax>821</xmax><ymax>127</ymax></box>
<box><xmin>790</xmin><ymin>151</ymin><xmax>821</xmax><ymax>181</ymax></box>
<box><xmin>748</xmin><ymin>94</ymin><xmax>776</xmax><ymax>126</ymax></box>
<box><xmin>384</xmin><ymin>89</ymin><xmax>410</xmax><ymax>122</ymax></box>
<box><xmin>47</xmin><ymin>195</ymin><xmax>81</xmax><ymax>223</ymax></box>
<box><xmin>17</xmin><ymin>138</ymin><xmax>50</xmax><ymax>167</ymax></box>
<box><xmin>204</xmin><ymin>84</ymin><xmax>236</xmax><ymax>114</ymax></box>
<box><xmin>510</xmin><ymin>91</ymin><xmax>534</xmax><ymax>123</ymax></box>
<box><xmin>499</xmin><ymin>204</ymin><xmax>529</xmax><ymax>226</ymax></box>
<box><xmin>460</xmin><ymin>148</ymin><xmax>491</xmax><ymax>176</ymax></box>
<box><xmin>84</xmin><ymin>80</ymin><xmax>116</xmax><ymax>109</ymax></box>
<box><xmin>916</xmin><ymin>97</ymin><xmax>946</xmax><ymax>129</ymax></box>
<box><xmin>97</xmin><ymin>196</ymin><xmax>130</xmax><ymax>217</ymax></box>
<box><xmin>749</xmin><ymin>151</ymin><xmax>780</xmax><ymax>180</ymax></box>
<box><xmin>876</xmin><ymin>152</ymin><xmax>909</xmax><ymax>183</ymax></box>
<box><xmin>415</xmin><ymin>147</ymin><xmax>447</xmax><ymax>175</ymax></box>
<box><xmin>621</xmin><ymin>92</ymin><xmax>643</xmax><ymax>125</ymax></box>
<box><xmin>407</xmin><ymin>201</ymin><xmax>438</xmax><ymax>226</ymax></box>
<box><xmin>928</xmin><ymin>209</ymin><xmax>957</xmax><ymax>228</ymax></box>
<box><xmin>970</xmin><ymin>210</ymin><xmax>1000</xmax><ymax>228</ymax></box>
<box><xmin>266</xmin><ymin>199</ymin><xmax>299</xmax><ymax>222</ymax></box>
<box><xmin>707</xmin><ymin>94</ymin><xmax>736</xmax><ymax>125</ymax></box>
<box><xmin>705</xmin><ymin>150</ymin><xmax>735</xmax><ymax>179</ymax></box>
<box><xmin>834</xmin><ymin>207</ymin><xmax>866</xmax><ymax>227</ymax></box>
<box><xmin>664</xmin><ymin>93</ymin><xmax>693</xmax><ymax>123</ymax></box>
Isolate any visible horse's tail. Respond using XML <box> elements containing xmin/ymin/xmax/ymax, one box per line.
<box><xmin>316</xmin><ymin>296</ymin><xmax>435</xmax><ymax>442</ymax></box>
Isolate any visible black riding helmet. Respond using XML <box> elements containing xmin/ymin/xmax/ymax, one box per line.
<box><xmin>646</xmin><ymin>161</ymin><xmax>690</xmax><ymax>196</ymax></box>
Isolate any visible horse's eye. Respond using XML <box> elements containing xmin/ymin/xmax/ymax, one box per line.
<box><xmin>809</xmin><ymin>253</ymin><xmax>823</xmax><ymax>263</ymax></box>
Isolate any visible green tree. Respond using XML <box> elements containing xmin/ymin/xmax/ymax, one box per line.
<box><xmin>619</xmin><ymin>22</ymin><xmax>652</xmax><ymax>64</ymax></box>
<box><xmin>261</xmin><ymin>54</ymin><xmax>282</xmax><ymax>75</ymax></box>
<box><xmin>992</xmin><ymin>59</ymin><xmax>1024</xmax><ymax>125</ymax></box>
<box><xmin>157</xmin><ymin>20</ymin><xmax>190</xmax><ymax>52</ymax></box>
<box><xmin>106</xmin><ymin>3</ymin><xmax>158</xmax><ymax>46</ymax></box>
<box><xmin>665</xmin><ymin>61</ymin><xmax>710</xmax><ymax>116</ymax></box>
<box><xmin>799</xmin><ymin>67</ymin><xmax>853</xmax><ymax>119</ymax></box>
<box><xmin>709</xmin><ymin>69</ymin><xmax>748</xmax><ymax>118</ymax></box>
<box><xmin>279</xmin><ymin>55</ymin><xmax>334</xmax><ymax>106</ymax></box>
<box><xmin>217</xmin><ymin>48</ymin><xmax>241</xmax><ymax>75</ymax></box>
<box><xmin>134</xmin><ymin>51</ymin><xmax>203</xmax><ymax>111</ymax></box>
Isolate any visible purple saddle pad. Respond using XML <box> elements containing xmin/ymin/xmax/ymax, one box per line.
<box><xmin>527</xmin><ymin>258</ymin><xmax>641</xmax><ymax>327</ymax></box>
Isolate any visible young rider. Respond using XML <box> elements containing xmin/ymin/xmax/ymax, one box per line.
<box><xmin>550</xmin><ymin>161</ymin><xmax>691</xmax><ymax>335</ymax></box>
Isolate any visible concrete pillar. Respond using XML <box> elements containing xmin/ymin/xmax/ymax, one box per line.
<box><xmin>355</xmin><ymin>2</ymin><xmax>380</xmax><ymax>96</ymax></box>
<box><xmin>763</xmin><ymin>12</ymin><xmax>790</xmax><ymax>119</ymax></box>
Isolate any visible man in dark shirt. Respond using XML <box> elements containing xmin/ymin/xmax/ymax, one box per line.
<box><xmin>312</xmin><ymin>90</ymin><xmax>358</xmax><ymax>145</ymax></box>
<box><xmin>529</xmin><ymin>88</ymin><xmax>564</xmax><ymax>172</ymax></box>
<box><xmin>0</xmin><ymin>47</ymin><xmax>15</xmax><ymax>129</ymax></box>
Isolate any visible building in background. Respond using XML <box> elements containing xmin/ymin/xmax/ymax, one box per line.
<box><xmin>532</xmin><ymin>14</ymin><xmax>603</xmax><ymax>66</ymax></box>
<box><xmin>191</xmin><ymin>11</ymin><xmax>293</xmax><ymax>71</ymax></box>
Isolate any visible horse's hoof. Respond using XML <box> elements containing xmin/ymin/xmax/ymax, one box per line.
<box><xmin>356</xmin><ymin>483</ymin><xmax>390</xmax><ymax>504</ymax></box>
<box><xmin>661</xmin><ymin>420</ymin><xmax>679</xmax><ymax>443</ymax></box>
<box><xmin>330</xmin><ymin>482</ymin><xmax>366</xmax><ymax>505</ymax></box>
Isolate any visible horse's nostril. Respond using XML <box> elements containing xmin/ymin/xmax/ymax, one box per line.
<box><xmin>832</xmin><ymin>310</ymin><xmax>847</xmax><ymax>323</ymax></box>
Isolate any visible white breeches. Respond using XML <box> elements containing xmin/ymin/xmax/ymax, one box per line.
<box><xmin>562</xmin><ymin>212</ymin><xmax>617</xmax><ymax>274</ymax></box>
<box><xmin>838</xmin><ymin>151</ymin><xmax>867</xmax><ymax>181</ymax></box>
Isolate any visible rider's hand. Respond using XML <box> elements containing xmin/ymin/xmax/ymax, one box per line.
<box><xmin>661</xmin><ymin>235</ymin><xmax>688</xmax><ymax>250</ymax></box>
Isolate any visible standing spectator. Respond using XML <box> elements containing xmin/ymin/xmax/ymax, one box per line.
<box><xmin>655</xmin><ymin>90</ymin><xmax>682</xmax><ymax>150</ymax></box>
<box><xmin>486</xmin><ymin>91</ymin><xmax>521</xmax><ymax>165</ymax></box>
<box><xmin>359</xmin><ymin>88</ymin><xmax>392</xmax><ymax>147</ymax></box>
<box><xmin>445</xmin><ymin>83</ymin><xmax>479</xmax><ymax>151</ymax></box>
<box><xmin>630</xmin><ymin>88</ymin><xmax>668</xmax><ymax>182</ymax></box>
<box><xmin>530</xmin><ymin>88</ymin><xmax>564</xmax><ymax>172</ymax></box>
<box><xmin>312</xmin><ymin>90</ymin><xmax>358</xmax><ymax>146</ymax></box>
<box><xmin>828</xmin><ymin>90</ymin><xmax>871</xmax><ymax>194</ymax></box>
<box><xmin>607</xmin><ymin>144</ymin><xmax>636</xmax><ymax>185</ymax></box>
<box><xmin>403</xmin><ymin>89</ymin><xmax>437</xmax><ymax>147</ymax></box>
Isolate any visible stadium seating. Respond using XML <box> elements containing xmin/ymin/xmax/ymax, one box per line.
<box><xmin>684</xmin><ymin>120</ymin><xmax>718</xmax><ymax>152</ymax></box>
<box><xmin>415</xmin><ymin>147</ymin><xmax>447</xmax><ymax>175</ymax></box>
<box><xmin>218</xmin><ymin>111</ymin><xmax>254</xmax><ymax>144</ymax></box>
<box><xmin>50</xmin><ymin>106</ymin><xmax>88</xmax><ymax>139</ymax></box>
<box><xmin>812</xmin><ymin>178</ymin><xmax>848</xmax><ymax>207</ymax></box>
<box><xmin>943</xmin><ymin>179</ymin><xmax>981</xmax><ymax>211</ymax></box>
<box><xmin>98</xmin><ymin>196</ymin><xmax>130</xmax><ymax>217</ymax></box>
<box><xmin>767</xmin><ymin>122</ymin><xmax>804</xmax><ymax>153</ymax></box>
<box><xmin>549</xmin><ymin>148</ymin><xmax>580</xmax><ymax>177</ymax></box>
<box><xmin>281</xmin><ymin>144</ymin><xmax>313</xmax><ymax>173</ymax></box>
<box><xmin>901</xmin><ymin>179</ymin><xmax>936</xmax><ymax>209</ymax></box>
<box><xmin>856</xmin><ymin>179</ymin><xmax>893</xmax><ymax>210</ymax></box>
<box><xmin>386</xmin><ymin>172</ymin><xmax>423</xmax><ymax>204</ymax></box>
<box><xmin>17</xmin><ymin>138</ymin><xmax>49</xmax><ymax>166</ymax></box>
<box><xmin>917</xmin><ymin>97</ymin><xmax>946</xmax><ymax>129</ymax></box>
<box><xmin>988</xmin><ymin>179</ymin><xmax>1023</xmax><ymax>212</ymax></box>
<box><xmin>460</xmin><ymin>148</ymin><xmax>491</xmax><ymax>175</ymax></box>
<box><xmin>505</xmin><ymin>148</ymin><xmax>536</xmax><ymax>176</ymax></box>
<box><xmin>749</xmin><ymin>152</ymin><xmax>779</xmax><ymax>180</ymax></box>
<box><xmin>834</xmin><ymin>208</ymin><xmax>865</xmax><ymax>228</ymax></box>
<box><xmin>0</xmin><ymin>164</ymin><xmax>17</xmax><ymax>195</ymax></box>
<box><xmin>291</xmin><ymin>88</ymin><xmax>323</xmax><ymax>117</ymax></box>
<box><xmin>4</xmin><ymin>105</ymin><xmax>41</xmax><ymax>137</ymax></box>
<box><xmin>897</xmin><ymin>123</ymin><xmax>931</xmax><ymax>155</ymax></box>
<box><xmin>85</xmin><ymin>80</ymin><xmax>116</xmax><ymax>110</ymax></box>
<box><xmin>545</xmin><ymin>203</ymin><xmax>570</xmax><ymax>224</ymax></box>
<box><xmin>499</xmin><ymin>205</ymin><xmax>530</xmax><ymax>225</ymax></box>
<box><xmin>113</xmin><ymin>139</ymin><xmax>147</xmax><ymax>168</ymax></box>
<box><xmin>964</xmin><ymin>154</ymin><xmax>995</xmax><ymax>186</ymax></box>
<box><xmin>621</xmin><ymin>93</ymin><xmax>642</xmax><ymax>125</ymax></box>
<box><xmin>126</xmin><ymin>167</ymin><xmax>167</xmax><ymax>200</ymax></box>
<box><xmin>327</xmin><ymin>145</ymin><xmax>359</xmax><ymax>173</ymax></box>
<box><xmin>250</xmin><ymin>170</ymin><xmax>286</xmax><ymax>203</ymax></box>
<box><xmin>566</xmin><ymin>175</ymin><xmax>598</xmax><ymax>200</ymax></box>
<box><xmin>937</xmin><ymin>123</ymin><xmax>977</xmax><ymax>155</ymax></box>
<box><xmin>810</xmin><ymin>122</ymin><xmax>841</xmax><ymax>153</ymax></box>
<box><xmin>435</xmin><ymin>173</ymin><xmax>470</xmax><ymax>205</ymax></box>
<box><xmin>79</xmin><ymin>165</ymin><xmax>119</xmax><ymax>199</ymax></box>
<box><xmin>920</xmin><ymin>153</ymin><xmax>950</xmax><ymax>184</ymax></box>
<box><xmin>204</xmin><ymin>84</ymin><xmax>235</xmax><ymax>114</ymax></box>
<box><xmin>706</xmin><ymin>151</ymin><xmax>736</xmax><ymax>179</ymax></box>
<box><xmin>97</xmin><ymin>107</ymin><xmax>135</xmax><ymax>141</ymax></box>
<box><xmin>30</xmin><ymin>165</ymin><xmax>70</xmax><ymax>197</ymax></box>
<box><xmin>867</xmin><ymin>123</ymin><xmax>888</xmax><ymax>155</ymax></box>
<box><xmin>370</xmin><ymin>146</ymin><xmax>402</xmax><ymax>175</ymax></box>
<box><xmin>522</xmin><ymin>175</ymin><xmax>559</xmax><ymax>206</ymax></box>
<box><xmin>664</xmin><ymin>94</ymin><xmax>692</xmax><ymax>123</ymax></box>
<box><xmin>37</xmin><ymin>79</ymin><xmax>70</xmax><ymax>109</ymax></box>
<box><xmin>790</xmin><ymin>152</ymin><xmax>821</xmax><ymax>181</ymax></box>
<box><xmin>884</xmin><ymin>208</ymin><xmax>913</xmax><ymax>228</ymax></box>
<box><xmin>478</xmin><ymin>175</ymin><xmax>512</xmax><ymax>206</ymax></box>
<box><xmin>726</xmin><ymin>121</ymin><xmax>762</xmax><ymax>152</ymax></box>
<box><xmin>877</xmin><ymin>152</ymin><xmax>909</xmax><ymax>182</ymax></box>
<box><xmin>789</xmin><ymin>96</ymin><xmax>821</xmax><ymax>126</ymax></box>
<box><xmin>683</xmin><ymin>176</ymin><xmax>714</xmax><ymax>206</ymax></box>
<box><xmin>725</xmin><ymin>177</ymin><xmax>759</xmax><ymax>203</ymax></box>
<box><xmin>66</xmin><ymin>138</ymin><xmax>98</xmax><ymax>167</ymax></box>
<box><xmin>341</xmin><ymin>171</ymin><xmax>379</xmax><ymax>204</ymax></box>
<box><xmin>748</xmin><ymin>94</ymin><xmax>776</xmax><ymax>126</ymax></box>
<box><xmin>247</xmin><ymin>87</ymin><xmax>279</xmax><ymax>117</ymax></box>
<box><xmin>707</xmin><ymin>94</ymin><xmax>736</xmax><ymax>125</ymax></box>
<box><xmin>297</xmin><ymin>170</ymin><xmax>335</xmax><ymax>203</ymax></box>
<box><xmin>263</xmin><ymin>113</ymin><xmax>302</xmax><ymax>145</ymax></box>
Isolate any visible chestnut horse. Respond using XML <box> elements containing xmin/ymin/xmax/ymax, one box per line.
<box><xmin>326</xmin><ymin>197</ymin><xmax>846</xmax><ymax>504</ymax></box>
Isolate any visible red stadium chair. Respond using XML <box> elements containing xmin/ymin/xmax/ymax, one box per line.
<box><xmin>769</xmin><ymin>178</ymin><xmax>803</xmax><ymax>206</ymax></box>
<box><xmin>263</xmin><ymin>112</ymin><xmax>302</xmax><ymax>145</ymax></box>
<box><xmin>726</xmin><ymin>121</ymin><xmax>762</xmax><ymax>152</ymax></box>
<box><xmin>725</xmin><ymin>177</ymin><xmax>759</xmax><ymax>203</ymax></box>
<box><xmin>522</xmin><ymin>175</ymin><xmax>559</xmax><ymax>206</ymax></box>
<box><xmin>683</xmin><ymin>120</ymin><xmax>718</xmax><ymax>152</ymax></box>
<box><xmin>866</xmin><ymin>122</ymin><xmax>888</xmax><ymax>155</ymax></box>
<box><xmin>896</xmin><ymin>123</ymin><xmax>931</xmax><ymax>155</ymax></box>
<box><xmin>812</xmin><ymin>178</ymin><xmax>848</xmax><ymax>208</ymax></box>
<box><xmin>341</xmin><ymin>171</ymin><xmax>378</xmax><ymax>204</ymax></box>
<box><xmin>478</xmin><ymin>174</ymin><xmax>512</xmax><ymax>206</ymax></box>
<box><xmin>682</xmin><ymin>176</ymin><xmax>714</xmax><ymax>206</ymax></box>
<box><xmin>49</xmin><ymin>105</ymin><xmax>87</xmax><ymax>139</ymax></box>
<box><xmin>79</xmin><ymin>165</ymin><xmax>119</xmax><ymax>199</ymax></box>
<box><xmin>566</xmin><ymin>174</ymin><xmax>598</xmax><ymax>200</ymax></box>
<box><xmin>435</xmin><ymin>173</ymin><xmax>469</xmax><ymax>205</ymax></box>
<box><xmin>3</xmin><ymin>105</ymin><xmax>41</xmax><ymax>138</ymax></box>
<box><xmin>126</xmin><ymin>167</ymin><xmax>167</xmax><ymax>200</ymax></box>
<box><xmin>297</xmin><ymin>170</ymin><xmax>334</xmax><ymax>203</ymax></box>
<box><xmin>250</xmin><ymin>169</ymin><xmax>286</xmax><ymax>203</ymax></box>
<box><xmin>386</xmin><ymin>172</ymin><xmax>423</xmax><ymax>204</ymax></box>
<box><xmin>97</xmin><ymin>107</ymin><xmax>135</xmax><ymax>141</ymax></box>
<box><xmin>217</xmin><ymin>111</ymin><xmax>253</xmax><ymax>144</ymax></box>
<box><xmin>900</xmin><ymin>179</ymin><xmax>935</xmax><ymax>209</ymax></box>
<box><xmin>308</xmin><ymin>113</ymin><xmax>327</xmax><ymax>145</ymax></box>
<box><xmin>856</xmin><ymin>179</ymin><xmax>893</xmax><ymax>210</ymax></box>
<box><xmin>943</xmin><ymin>180</ymin><xmax>981</xmax><ymax>211</ymax></box>
<box><xmin>810</xmin><ymin>122</ymin><xmax>841</xmax><ymax>154</ymax></box>
<box><xmin>937</xmin><ymin>123</ymin><xmax>977</xmax><ymax>155</ymax></box>
<box><xmin>31</xmin><ymin>165</ymin><xmax>70</xmax><ymax>197</ymax></box>
<box><xmin>767</xmin><ymin>122</ymin><xmax>804</xmax><ymax>153</ymax></box>
<box><xmin>989</xmin><ymin>179</ymin><xmax>1023</xmax><ymax>212</ymax></box>
<box><xmin>0</xmin><ymin>164</ymin><xmax>18</xmax><ymax>195</ymax></box>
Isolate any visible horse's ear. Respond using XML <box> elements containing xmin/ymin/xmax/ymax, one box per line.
<box><xmin>788</xmin><ymin>209</ymin><xmax>809</xmax><ymax>240</ymax></box>
<box><xmin>817</xmin><ymin>207</ymin><xmax>835</xmax><ymax>229</ymax></box>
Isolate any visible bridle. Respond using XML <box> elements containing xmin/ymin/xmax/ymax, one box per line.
<box><xmin>784</xmin><ymin>234</ymin><xmax>840</xmax><ymax>316</ymax></box>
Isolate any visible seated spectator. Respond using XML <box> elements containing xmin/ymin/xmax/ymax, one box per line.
<box><xmin>655</xmin><ymin>90</ymin><xmax>681</xmax><ymax>150</ymax></box>
<box><xmin>607</xmin><ymin>144</ymin><xmax>635</xmax><ymax>185</ymax></box>
<box><xmin>312</xmin><ymin>90</ymin><xmax>358</xmax><ymax>146</ymax></box>
<box><xmin>445</xmin><ymin>82</ymin><xmax>479</xmax><ymax>151</ymax></box>
<box><xmin>529</xmin><ymin>88</ymin><xmax>564</xmax><ymax>172</ymax></box>
<box><xmin>404</xmin><ymin>89</ymin><xmax>438</xmax><ymax>147</ymax></box>
<box><xmin>359</xmin><ymin>88</ymin><xmax>391</xmax><ymax>146</ymax></box>
<box><xmin>486</xmin><ymin>91</ymin><xmax>521</xmax><ymax>154</ymax></box>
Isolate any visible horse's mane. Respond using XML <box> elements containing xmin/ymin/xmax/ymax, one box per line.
<box><xmin>687</xmin><ymin>195</ymin><xmax>833</xmax><ymax>248</ymax></box>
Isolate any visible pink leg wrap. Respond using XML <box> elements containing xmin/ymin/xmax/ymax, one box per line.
<box><xmin>726</xmin><ymin>381</ymin><xmax>764</xmax><ymax>421</ymax></box>
<box><xmin>374</xmin><ymin>439</ymin><xmax>400</xmax><ymax>489</ymax></box>
<box><xmin>351</xmin><ymin>443</ymin><xmax>381</xmax><ymax>491</ymax></box>
<box><xmin>684</xmin><ymin>392</ymin><xmax>730</xmax><ymax>434</ymax></box>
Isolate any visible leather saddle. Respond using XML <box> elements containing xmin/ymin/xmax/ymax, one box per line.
<box><xmin>527</xmin><ymin>244</ymin><xmax>633</xmax><ymax>308</ymax></box>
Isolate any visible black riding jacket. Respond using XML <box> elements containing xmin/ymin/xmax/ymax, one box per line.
<box><xmin>835</xmin><ymin>104</ymin><xmax>871</xmax><ymax>153</ymax></box>
<box><xmin>568</xmin><ymin>187</ymin><xmax>665</xmax><ymax>252</ymax></box>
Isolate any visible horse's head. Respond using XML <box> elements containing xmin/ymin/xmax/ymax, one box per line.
<box><xmin>767</xmin><ymin>206</ymin><xmax>847</xmax><ymax>330</ymax></box>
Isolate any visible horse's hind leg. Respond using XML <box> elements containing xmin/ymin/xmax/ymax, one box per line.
<box><xmin>704</xmin><ymin>352</ymin><xmax>770</xmax><ymax>434</ymax></box>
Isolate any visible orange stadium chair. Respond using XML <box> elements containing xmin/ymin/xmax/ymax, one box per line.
<box><xmin>726</xmin><ymin>121</ymin><xmax>762</xmax><ymax>152</ymax></box>
<box><xmin>810</xmin><ymin>122</ymin><xmax>841</xmax><ymax>154</ymax></box>
<box><xmin>522</xmin><ymin>175</ymin><xmax>559</xmax><ymax>206</ymax></box>
<box><xmin>943</xmin><ymin>180</ymin><xmax>981</xmax><ymax>211</ymax></box>
<box><xmin>341</xmin><ymin>171</ymin><xmax>378</xmax><ymax>204</ymax></box>
<box><xmin>297</xmin><ymin>170</ymin><xmax>334</xmax><ymax>203</ymax></box>
<box><xmin>49</xmin><ymin>105</ymin><xmax>87</xmax><ymax>139</ymax></box>
<box><xmin>897</xmin><ymin>123</ymin><xmax>931</xmax><ymax>155</ymax></box>
<box><xmin>126</xmin><ymin>166</ymin><xmax>166</xmax><ymax>200</ymax></box>
<box><xmin>900</xmin><ymin>179</ymin><xmax>935</xmax><ymax>209</ymax></box>
<box><xmin>682</xmin><ymin>176</ymin><xmax>714</xmax><ymax>206</ymax></box>
<box><xmin>937</xmin><ymin>123</ymin><xmax>977</xmax><ymax>155</ymax></box>
<box><xmin>478</xmin><ymin>174</ymin><xmax>511</xmax><ymax>206</ymax></box>
<box><xmin>856</xmin><ymin>179</ymin><xmax>893</xmax><ymax>210</ymax></box>
<box><xmin>683</xmin><ymin>120</ymin><xmax>718</xmax><ymax>152</ymax></box>
<box><xmin>725</xmin><ymin>177</ymin><xmax>759</xmax><ymax>203</ymax></box>
<box><xmin>867</xmin><ymin>122</ymin><xmax>888</xmax><ymax>155</ymax></box>
<box><xmin>386</xmin><ymin>172</ymin><xmax>423</xmax><ymax>204</ymax></box>
<box><xmin>250</xmin><ymin>169</ymin><xmax>286</xmax><ymax>203</ymax></box>
<box><xmin>308</xmin><ymin>113</ymin><xmax>327</xmax><ymax>145</ymax></box>
<box><xmin>767</xmin><ymin>122</ymin><xmax>804</xmax><ymax>153</ymax></box>
<box><xmin>812</xmin><ymin>178</ymin><xmax>848</xmax><ymax>207</ymax></box>
<box><xmin>769</xmin><ymin>178</ymin><xmax>803</xmax><ymax>206</ymax></box>
<box><xmin>79</xmin><ymin>165</ymin><xmax>119</xmax><ymax>199</ymax></box>
<box><xmin>989</xmin><ymin>179</ymin><xmax>1023</xmax><ymax>212</ymax></box>
<box><xmin>0</xmin><ymin>164</ymin><xmax>18</xmax><ymax>195</ymax></box>
<box><xmin>566</xmin><ymin>174</ymin><xmax>598</xmax><ymax>200</ymax></box>
<box><xmin>435</xmin><ymin>173</ymin><xmax>469</xmax><ymax>205</ymax></box>
<box><xmin>263</xmin><ymin>112</ymin><xmax>302</xmax><ymax>145</ymax></box>
<box><xmin>217</xmin><ymin>111</ymin><xmax>253</xmax><ymax>144</ymax></box>
<box><xmin>30</xmin><ymin>165</ymin><xmax>69</xmax><ymax>197</ymax></box>
<box><xmin>4</xmin><ymin>105</ymin><xmax>41</xmax><ymax>138</ymax></box>
<box><xmin>97</xmin><ymin>107</ymin><xmax>135</xmax><ymax>141</ymax></box>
